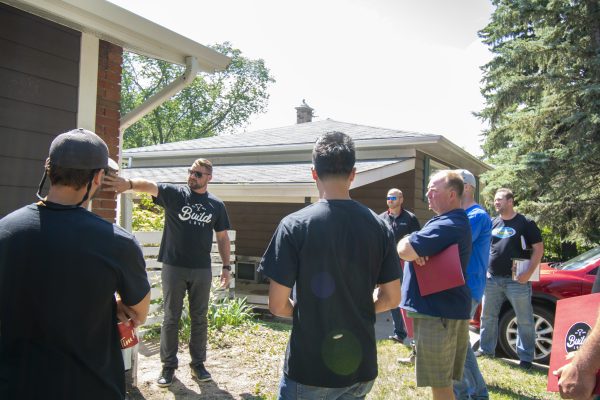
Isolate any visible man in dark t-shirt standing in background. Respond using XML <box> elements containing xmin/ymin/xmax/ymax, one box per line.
<box><xmin>106</xmin><ymin>158</ymin><xmax>231</xmax><ymax>386</ymax></box>
<box><xmin>0</xmin><ymin>129</ymin><xmax>150</xmax><ymax>400</ymax></box>
<box><xmin>260</xmin><ymin>131</ymin><xmax>401</xmax><ymax>398</ymax></box>
<box><xmin>378</xmin><ymin>188</ymin><xmax>420</xmax><ymax>345</ymax></box>
<box><xmin>477</xmin><ymin>188</ymin><xmax>544</xmax><ymax>371</ymax></box>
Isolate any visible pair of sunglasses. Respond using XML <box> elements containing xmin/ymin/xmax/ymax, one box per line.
<box><xmin>188</xmin><ymin>169</ymin><xmax>210</xmax><ymax>178</ymax></box>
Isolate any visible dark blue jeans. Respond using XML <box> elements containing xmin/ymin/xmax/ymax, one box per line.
<box><xmin>390</xmin><ymin>307</ymin><xmax>408</xmax><ymax>339</ymax></box>
<box><xmin>279</xmin><ymin>375</ymin><xmax>375</xmax><ymax>400</ymax></box>
<box><xmin>160</xmin><ymin>264</ymin><xmax>212</xmax><ymax>368</ymax></box>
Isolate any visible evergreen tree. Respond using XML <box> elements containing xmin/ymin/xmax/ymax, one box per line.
<box><xmin>479</xmin><ymin>0</ymin><xmax>600</xmax><ymax>246</ymax></box>
<box><xmin>121</xmin><ymin>42</ymin><xmax>275</xmax><ymax>148</ymax></box>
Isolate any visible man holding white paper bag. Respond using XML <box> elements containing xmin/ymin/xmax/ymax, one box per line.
<box><xmin>398</xmin><ymin>170</ymin><xmax>472</xmax><ymax>400</ymax></box>
<box><xmin>477</xmin><ymin>188</ymin><xmax>544</xmax><ymax>370</ymax></box>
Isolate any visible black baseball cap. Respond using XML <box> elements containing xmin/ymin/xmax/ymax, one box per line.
<box><xmin>49</xmin><ymin>128</ymin><xmax>118</xmax><ymax>170</ymax></box>
<box><xmin>37</xmin><ymin>128</ymin><xmax>118</xmax><ymax>204</ymax></box>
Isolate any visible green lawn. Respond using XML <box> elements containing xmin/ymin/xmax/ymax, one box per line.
<box><xmin>209</xmin><ymin>320</ymin><xmax>561</xmax><ymax>399</ymax></box>
<box><xmin>372</xmin><ymin>341</ymin><xmax>560</xmax><ymax>400</ymax></box>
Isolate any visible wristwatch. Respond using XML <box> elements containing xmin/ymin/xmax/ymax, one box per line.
<box><xmin>222</xmin><ymin>265</ymin><xmax>231</xmax><ymax>271</ymax></box>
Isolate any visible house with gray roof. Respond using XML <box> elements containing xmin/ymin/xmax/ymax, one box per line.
<box><xmin>1</xmin><ymin>0</ymin><xmax>229</xmax><ymax>220</ymax></box>
<box><xmin>121</xmin><ymin>106</ymin><xmax>490</xmax><ymax>293</ymax></box>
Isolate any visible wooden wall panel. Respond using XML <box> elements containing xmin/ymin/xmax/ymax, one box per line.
<box><xmin>226</xmin><ymin>201</ymin><xmax>306</xmax><ymax>257</ymax></box>
<box><xmin>0</xmin><ymin>3</ymin><xmax>80</xmax><ymax>217</ymax></box>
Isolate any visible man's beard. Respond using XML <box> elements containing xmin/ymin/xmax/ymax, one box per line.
<box><xmin>188</xmin><ymin>179</ymin><xmax>206</xmax><ymax>191</ymax></box>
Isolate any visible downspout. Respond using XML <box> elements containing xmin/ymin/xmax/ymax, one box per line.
<box><xmin>117</xmin><ymin>55</ymin><xmax>199</xmax><ymax>228</ymax></box>
<box><xmin>119</xmin><ymin>55</ymin><xmax>200</xmax><ymax>133</ymax></box>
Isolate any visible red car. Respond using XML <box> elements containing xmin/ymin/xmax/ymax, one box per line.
<box><xmin>471</xmin><ymin>246</ymin><xmax>600</xmax><ymax>364</ymax></box>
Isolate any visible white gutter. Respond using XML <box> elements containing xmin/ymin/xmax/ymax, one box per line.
<box><xmin>123</xmin><ymin>137</ymin><xmax>442</xmax><ymax>159</ymax></box>
<box><xmin>120</xmin><ymin>56</ymin><xmax>199</xmax><ymax>131</ymax></box>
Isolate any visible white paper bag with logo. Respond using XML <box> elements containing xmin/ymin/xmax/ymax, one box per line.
<box><xmin>512</xmin><ymin>258</ymin><xmax>540</xmax><ymax>282</ymax></box>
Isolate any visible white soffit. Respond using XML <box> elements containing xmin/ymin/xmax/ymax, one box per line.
<box><xmin>351</xmin><ymin>158</ymin><xmax>415</xmax><ymax>189</ymax></box>
<box><xmin>5</xmin><ymin>0</ymin><xmax>230</xmax><ymax>72</ymax></box>
<box><xmin>122</xmin><ymin>159</ymin><xmax>415</xmax><ymax>202</ymax></box>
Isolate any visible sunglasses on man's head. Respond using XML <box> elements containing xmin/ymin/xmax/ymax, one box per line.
<box><xmin>387</xmin><ymin>196</ymin><xmax>397</xmax><ymax>200</ymax></box>
<box><xmin>188</xmin><ymin>169</ymin><xmax>210</xmax><ymax>178</ymax></box>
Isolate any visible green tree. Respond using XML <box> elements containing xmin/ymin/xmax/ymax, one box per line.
<box><xmin>478</xmin><ymin>0</ymin><xmax>600</xmax><ymax>248</ymax></box>
<box><xmin>121</xmin><ymin>42</ymin><xmax>275</xmax><ymax>148</ymax></box>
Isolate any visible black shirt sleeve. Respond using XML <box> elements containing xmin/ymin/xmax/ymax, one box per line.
<box><xmin>377</xmin><ymin>227</ymin><xmax>402</xmax><ymax>284</ymax></box>
<box><xmin>409</xmin><ymin>214</ymin><xmax>421</xmax><ymax>233</ymax></box>
<box><xmin>116</xmin><ymin>235</ymin><xmax>150</xmax><ymax>306</ymax></box>
<box><xmin>152</xmin><ymin>183</ymin><xmax>179</xmax><ymax>209</ymax></box>
<box><xmin>259</xmin><ymin>220</ymin><xmax>299</xmax><ymax>288</ymax></box>
<box><xmin>524</xmin><ymin>218</ymin><xmax>543</xmax><ymax>246</ymax></box>
<box><xmin>213</xmin><ymin>200</ymin><xmax>231</xmax><ymax>232</ymax></box>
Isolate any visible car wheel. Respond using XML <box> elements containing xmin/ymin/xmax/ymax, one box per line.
<box><xmin>498</xmin><ymin>305</ymin><xmax>554</xmax><ymax>364</ymax></box>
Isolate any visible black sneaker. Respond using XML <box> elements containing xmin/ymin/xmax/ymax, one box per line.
<box><xmin>519</xmin><ymin>361</ymin><xmax>533</xmax><ymax>371</ymax></box>
<box><xmin>157</xmin><ymin>367</ymin><xmax>175</xmax><ymax>387</ymax></box>
<box><xmin>190</xmin><ymin>363</ymin><xmax>212</xmax><ymax>382</ymax></box>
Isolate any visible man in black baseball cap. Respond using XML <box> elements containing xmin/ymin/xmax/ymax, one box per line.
<box><xmin>0</xmin><ymin>128</ymin><xmax>150</xmax><ymax>399</ymax></box>
<box><xmin>37</xmin><ymin>128</ymin><xmax>119</xmax><ymax>206</ymax></box>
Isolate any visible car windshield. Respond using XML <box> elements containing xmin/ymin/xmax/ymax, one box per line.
<box><xmin>556</xmin><ymin>246</ymin><xmax>600</xmax><ymax>271</ymax></box>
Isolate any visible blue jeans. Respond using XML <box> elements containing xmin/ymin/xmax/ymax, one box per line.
<box><xmin>278</xmin><ymin>375</ymin><xmax>374</xmax><ymax>400</ymax></box>
<box><xmin>479</xmin><ymin>275</ymin><xmax>535</xmax><ymax>362</ymax></box>
<box><xmin>390</xmin><ymin>307</ymin><xmax>408</xmax><ymax>339</ymax></box>
<box><xmin>453</xmin><ymin>300</ymin><xmax>489</xmax><ymax>400</ymax></box>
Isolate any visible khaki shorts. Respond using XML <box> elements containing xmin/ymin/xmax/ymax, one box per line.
<box><xmin>413</xmin><ymin>317</ymin><xmax>470</xmax><ymax>387</ymax></box>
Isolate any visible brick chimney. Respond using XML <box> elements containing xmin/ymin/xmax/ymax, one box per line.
<box><xmin>295</xmin><ymin>99</ymin><xmax>314</xmax><ymax>124</ymax></box>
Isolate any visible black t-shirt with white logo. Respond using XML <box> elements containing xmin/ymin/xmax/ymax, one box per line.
<box><xmin>489</xmin><ymin>213</ymin><xmax>542</xmax><ymax>277</ymax></box>
<box><xmin>259</xmin><ymin>200</ymin><xmax>401</xmax><ymax>388</ymax></box>
<box><xmin>153</xmin><ymin>183</ymin><xmax>230</xmax><ymax>269</ymax></box>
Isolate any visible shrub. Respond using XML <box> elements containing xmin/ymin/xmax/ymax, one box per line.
<box><xmin>132</xmin><ymin>193</ymin><xmax>164</xmax><ymax>231</ymax></box>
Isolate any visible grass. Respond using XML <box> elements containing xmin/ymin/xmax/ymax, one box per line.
<box><xmin>200</xmin><ymin>318</ymin><xmax>561</xmax><ymax>400</ymax></box>
<box><xmin>371</xmin><ymin>341</ymin><xmax>560</xmax><ymax>400</ymax></box>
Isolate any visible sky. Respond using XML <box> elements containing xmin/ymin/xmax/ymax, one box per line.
<box><xmin>110</xmin><ymin>0</ymin><xmax>495</xmax><ymax>156</ymax></box>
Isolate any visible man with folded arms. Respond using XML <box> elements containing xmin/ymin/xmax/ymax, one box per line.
<box><xmin>398</xmin><ymin>170</ymin><xmax>472</xmax><ymax>400</ymax></box>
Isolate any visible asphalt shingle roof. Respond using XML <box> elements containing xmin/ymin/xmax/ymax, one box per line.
<box><xmin>124</xmin><ymin>119</ymin><xmax>436</xmax><ymax>154</ymax></box>
<box><xmin>123</xmin><ymin>159</ymin><xmax>408</xmax><ymax>184</ymax></box>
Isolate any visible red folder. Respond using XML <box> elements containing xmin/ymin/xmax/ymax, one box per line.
<box><xmin>547</xmin><ymin>293</ymin><xmax>600</xmax><ymax>394</ymax></box>
<box><xmin>413</xmin><ymin>243</ymin><xmax>465</xmax><ymax>296</ymax></box>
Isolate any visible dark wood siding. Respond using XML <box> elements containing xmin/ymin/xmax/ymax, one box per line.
<box><xmin>228</xmin><ymin>169</ymin><xmax>431</xmax><ymax>258</ymax></box>
<box><xmin>226</xmin><ymin>202</ymin><xmax>306</xmax><ymax>258</ymax></box>
<box><xmin>350</xmin><ymin>170</ymin><xmax>417</xmax><ymax>214</ymax></box>
<box><xmin>0</xmin><ymin>3</ymin><xmax>80</xmax><ymax>217</ymax></box>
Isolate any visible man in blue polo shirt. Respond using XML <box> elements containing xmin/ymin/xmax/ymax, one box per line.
<box><xmin>398</xmin><ymin>170</ymin><xmax>472</xmax><ymax>400</ymax></box>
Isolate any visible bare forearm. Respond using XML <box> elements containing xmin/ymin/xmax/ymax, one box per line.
<box><xmin>270</xmin><ymin>298</ymin><xmax>294</xmax><ymax>317</ymax></box>
<box><xmin>216</xmin><ymin>233</ymin><xmax>231</xmax><ymax>265</ymax></box>
<box><xmin>130</xmin><ymin>178</ymin><xmax>159</xmax><ymax>197</ymax></box>
<box><xmin>374</xmin><ymin>280</ymin><xmax>401</xmax><ymax>313</ymax></box>
<box><xmin>397</xmin><ymin>237</ymin><xmax>418</xmax><ymax>261</ymax></box>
